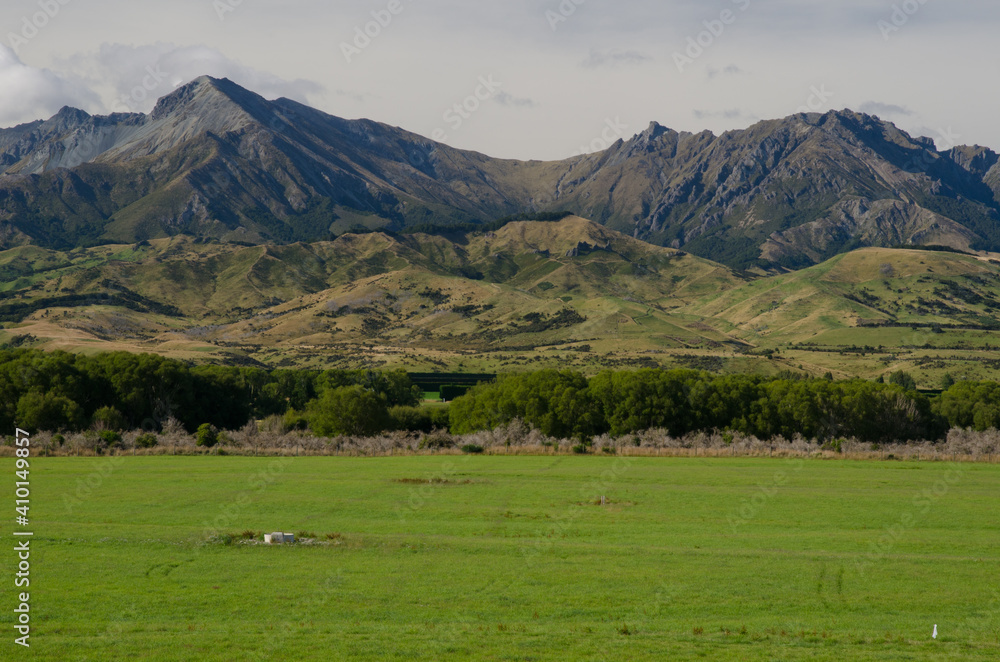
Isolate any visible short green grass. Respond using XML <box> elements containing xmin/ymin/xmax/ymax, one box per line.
<box><xmin>4</xmin><ymin>456</ymin><xmax>999</xmax><ymax>660</ymax></box>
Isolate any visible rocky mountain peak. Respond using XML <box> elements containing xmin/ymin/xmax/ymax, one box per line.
<box><xmin>150</xmin><ymin>75</ymin><xmax>264</xmax><ymax>122</ymax></box>
<box><xmin>1</xmin><ymin>77</ymin><xmax>998</xmax><ymax>271</ymax></box>
<box><xmin>50</xmin><ymin>106</ymin><xmax>91</xmax><ymax>125</ymax></box>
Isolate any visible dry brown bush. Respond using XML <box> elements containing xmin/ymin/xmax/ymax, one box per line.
<box><xmin>19</xmin><ymin>419</ymin><xmax>1000</xmax><ymax>463</ymax></box>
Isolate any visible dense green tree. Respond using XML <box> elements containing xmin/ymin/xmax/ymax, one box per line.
<box><xmin>306</xmin><ymin>385</ymin><xmax>389</xmax><ymax>437</ymax></box>
<box><xmin>689</xmin><ymin>374</ymin><xmax>766</xmax><ymax>433</ymax></box>
<box><xmin>16</xmin><ymin>391</ymin><xmax>85</xmax><ymax>432</ymax></box>
<box><xmin>888</xmin><ymin>370</ymin><xmax>917</xmax><ymax>391</ymax></box>
<box><xmin>316</xmin><ymin>369</ymin><xmax>420</xmax><ymax>407</ymax></box>
<box><xmin>83</xmin><ymin>352</ymin><xmax>196</xmax><ymax>429</ymax></box>
<box><xmin>590</xmin><ymin>369</ymin><xmax>700</xmax><ymax>436</ymax></box>
<box><xmin>936</xmin><ymin>381</ymin><xmax>1000</xmax><ymax>430</ymax></box>
<box><xmin>449</xmin><ymin>370</ymin><xmax>599</xmax><ymax>438</ymax></box>
<box><xmin>190</xmin><ymin>366</ymin><xmax>252</xmax><ymax>430</ymax></box>
<box><xmin>260</xmin><ymin>370</ymin><xmax>319</xmax><ymax>413</ymax></box>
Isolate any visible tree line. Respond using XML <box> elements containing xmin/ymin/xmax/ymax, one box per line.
<box><xmin>449</xmin><ymin>369</ymin><xmax>952</xmax><ymax>443</ymax></box>
<box><xmin>0</xmin><ymin>349</ymin><xmax>422</xmax><ymax>435</ymax></box>
<box><xmin>7</xmin><ymin>348</ymin><xmax>1000</xmax><ymax>442</ymax></box>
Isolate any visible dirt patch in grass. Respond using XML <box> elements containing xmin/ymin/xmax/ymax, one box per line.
<box><xmin>392</xmin><ymin>477</ymin><xmax>474</xmax><ymax>485</ymax></box>
<box><xmin>206</xmin><ymin>530</ymin><xmax>345</xmax><ymax>546</ymax></box>
<box><xmin>573</xmin><ymin>498</ymin><xmax>637</xmax><ymax>507</ymax></box>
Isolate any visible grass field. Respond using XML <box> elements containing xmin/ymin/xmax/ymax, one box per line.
<box><xmin>4</xmin><ymin>456</ymin><xmax>999</xmax><ymax>660</ymax></box>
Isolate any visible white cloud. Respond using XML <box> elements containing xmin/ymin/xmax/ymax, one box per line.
<box><xmin>495</xmin><ymin>91</ymin><xmax>538</xmax><ymax>108</ymax></box>
<box><xmin>693</xmin><ymin>108</ymin><xmax>754</xmax><ymax>121</ymax></box>
<box><xmin>858</xmin><ymin>101</ymin><xmax>913</xmax><ymax>117</ymax></box>
<box><xmin>332</xmin><ymin>89</ymin><xmax>376</xmax><ymax>104</ymax></box>
<box><xmin>707</xmin><ymin>65</ymin><xmax>746</xmax><ymax>80</ymax></box>
<box><xmin>0</xmin><ymin>45</ymin><xmax>99</xmax><ymax>127</ymax></box>
<box><xmin>580</xmin><ymin>48</ymin><xmax>651</xmax><ymax>68</ymax></box>
<box><xmin>1</xmin><ymin>0</ymin><xmax>1000</xmax><ymax>158</ymax></box>
<box><xmin>57</xmin><ymin>43</ymin><xmax>323</xmax><ymax>114</ymax></box>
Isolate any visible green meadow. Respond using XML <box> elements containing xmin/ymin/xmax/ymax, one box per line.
<box><xmin>4</xmin><ymin>456</ymin><xmax>999</xmax><ymax>660</ymax></box>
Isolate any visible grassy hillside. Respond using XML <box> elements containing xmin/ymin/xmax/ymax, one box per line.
<box><xmin>691</xmin><ymin>248</ymin><xmax>996</xmax><ymax>337</ymax></box>
<box><xmin>0</xmin><ymin>217</ymin><xmax>741</xmax><ymax>370</ymax></box>
<box><xmin>681</xmin><ymin>247</ymin><xmax>1000</xmax><ymax>382</ymax></box>
<box><xmin>5</xmin><ymin>220</ymin><xmax>1000</xmax><ymax>383</ymax></box>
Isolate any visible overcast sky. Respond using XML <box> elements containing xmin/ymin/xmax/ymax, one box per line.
<box><xmin>2</xmin><ymin>0</ymin><xmax>998</xmax><ymax>160</ymax></box>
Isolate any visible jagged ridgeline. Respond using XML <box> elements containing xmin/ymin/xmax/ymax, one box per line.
<box><xmin>2</xmin><ymin>76</ymin><xmax>999</xmax><ymax>269</ymax></box>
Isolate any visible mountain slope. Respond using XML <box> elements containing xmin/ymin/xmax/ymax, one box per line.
<box><xmin>687</xmin><ymin>246</ymin><xmax>1000</xmax><ymax>346</ymax></box>
<box><xmin>2</xmin><ymin>76</ymin><xmax>999</xmax><ymax>269</ymax></box>
<box><xmin>0</xmin><ymin>217</ymin><xmax>743</xmax><ymax>363</ymax></box>
<box><xmin>7</xmin><ymin>219</ymin><xmax>1000</xmax><ymax>382</ymax></box>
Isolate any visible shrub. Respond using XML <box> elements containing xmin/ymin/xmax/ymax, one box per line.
<box><xmin>98</xmin><ymin>429</ymin><xmax>122</xmax><ymax>447</ymax></box>
<box><xmin>461</xmin><ymin>444</ymin><xmax>484</xmax><ymax>454</ymax></box>
<box><xmin>429</xmin><ymin>406</ymin><xmax>450</xmax><ymax>431</ymax></box>
<box><xmin>389</xmin><ymin>406</ymin><xmax>435</xmax><ymax>433</ymax></box>
<box><xmin>196</xmin><ymin>423</ymin><xmax>218</xmax><ymax>448</ymax></box>
<box><xmin>389</xmin><ymin>405</ymin><xmax>450</xmax><ymax>433</ymax></box>
<box><xmin>419</xmin><ymin>431</ymin><xmax>454</xmax><ymax>450</ymax></box>
<box><xmin>572</xmin><ymin>443</ymin><xmax>588</xmax><ymax>454</ymax></box>
<box><xmin>91</xmin><ymin>406</ymin><xmax>128</xmax><ymax>431</ymax></box>
<box><xmin>135</xmin><ymin>432</ymin><xmax>158</xmax><ymax>449</ymax></box>
<box><xmin>821</xmin><ymin>438</ymin><xmax>844</xmax><ymax>453</ymax></box>
<box><xmin>283</xmin><ymin>409</ymin><xmax>308</xmax><ymax>431</ymax></box>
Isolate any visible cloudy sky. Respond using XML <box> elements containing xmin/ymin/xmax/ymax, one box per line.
<box><xmin>2</xmin><ymin>0</ymin><xmax>998</xmax><ymax>160</ymax></box>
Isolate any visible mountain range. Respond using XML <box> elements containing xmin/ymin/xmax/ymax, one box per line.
<box><xmin>2</xmin><ymin>75</ymin><xmax>1000</xmax><ymax>270</ymax></box>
